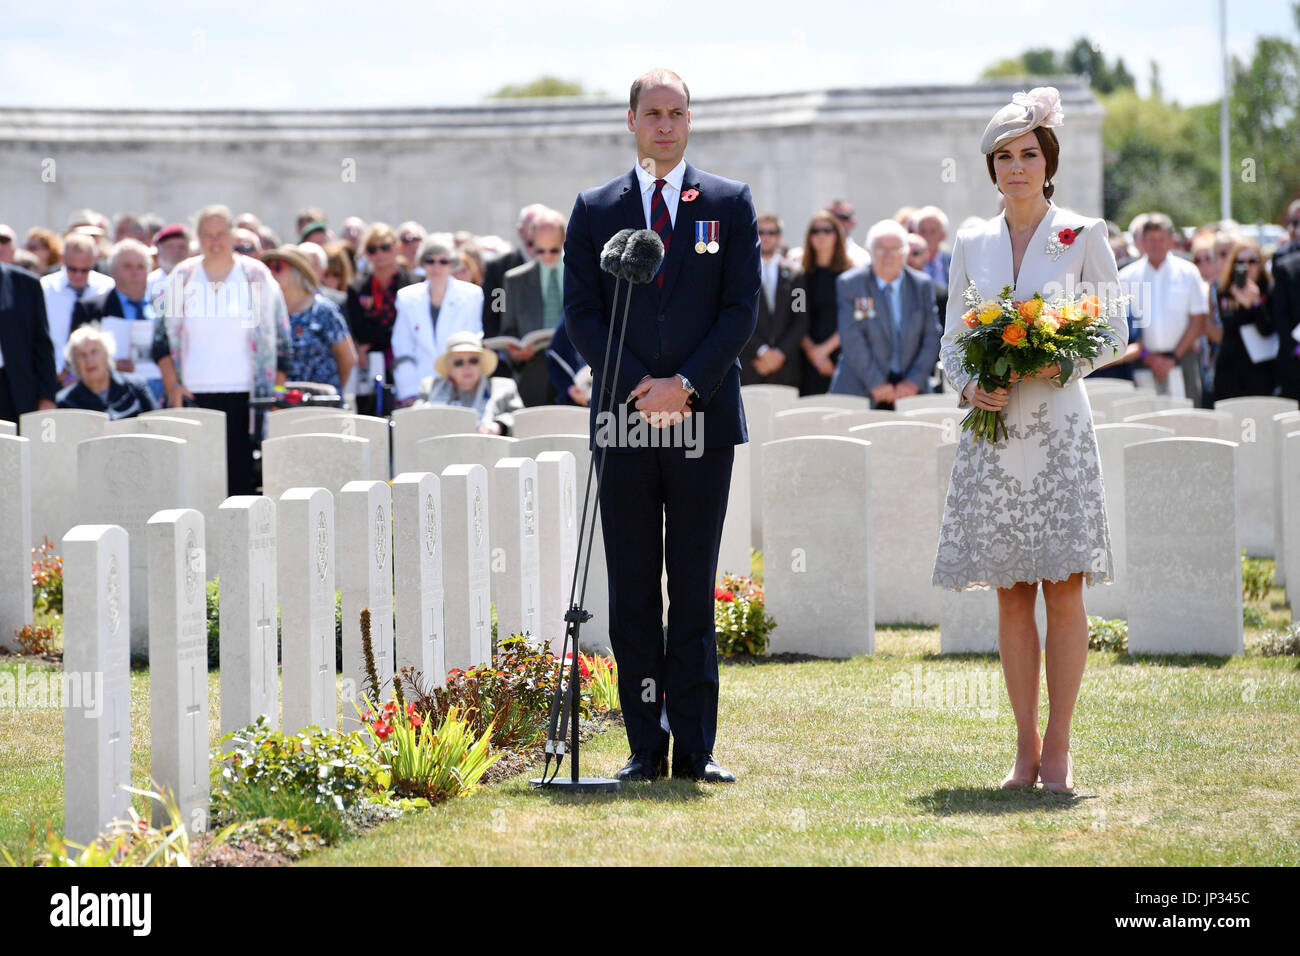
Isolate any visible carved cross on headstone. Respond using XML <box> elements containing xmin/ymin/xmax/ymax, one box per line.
<box><xmin>256</xmin><ymin>583</ymin><xmax>274</xmax><ymax>697</ymax></box>
<box><xmin>318</xmin><ymin>629</ymin><xmax>330</xmax><ymax>675</ymax></box>
<box><xmin>186</xmin><ymin>664</ymin><xmax>204</xmax><ymax>788</ymax></box>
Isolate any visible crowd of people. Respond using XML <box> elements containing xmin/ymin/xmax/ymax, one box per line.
<box><xmin>1</xmin><ymin>194</ymin><xmax>1298</xmax><ymax>493</ymax></box>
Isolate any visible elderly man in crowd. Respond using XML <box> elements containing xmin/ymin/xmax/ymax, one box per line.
<box><xmin>0</xmin><ymin>259</ymin><xmax>59</xmax><ymax>419</ymax></box>
<box><xmin>829</xmin><ymin>218</ymin><xmax>940</xmax><ymax>409</ymax></box>
<box><xmin>500</xmin><ymin>207</ymin><xmax>566</xmax><ymax>405</ymax></box>
<box><xmin>481</xmin><ymin>203</ymin><xmax>547</xmax><ymax>336</ymax></box>
<box><xmin>1119</xmin><ymin>212</ymin><xmax>1208</xmax><ymax>404</ymax></box>
<box><xmin>740</xmin><ymin>213</ymin><xmax>805</xmax><ymax>388</ymax></box>
<box><xmin>40</xmin><ymin>231</ymin><xmax>114</xmax><ymax>383</ymax></box>
<box><xmin>395</xmin><ymin>221</ymin><xmax>426</xmax><ymax>274</ymax></box>
<box><xmin>913</xmin><ymin>205</ymin><xmax>950</xmax><ymax>287</ymax></box>
<box><xmin>56</xmin><ymin>325</ymin><xmax>157</xmax><ymax>418</ymax></box>
<box><xmin>146</xmin><ymin>222</ymin><xmax>192</xmax><ymax>303</ymax></box>
<box><xmin>69</xmin><ymin>238</ymin><xmax>165</xmax><ymax>402</ymax></box>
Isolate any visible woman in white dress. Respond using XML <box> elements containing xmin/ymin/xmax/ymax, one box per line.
<box><xmin>932</xmin><ymin>88</ymin><xmax>1127</xmax><ymax>794</ymax></box>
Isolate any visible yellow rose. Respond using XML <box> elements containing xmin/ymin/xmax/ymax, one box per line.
<box><xmin>1060</xmin><ymin>303</ymin><xmax>1082</xmax><ymax>324</ymax></box>
<box><xmin>977</xmin><ymin>300</ymin><xmax>1001</xmax><ymax>324</ymax></box>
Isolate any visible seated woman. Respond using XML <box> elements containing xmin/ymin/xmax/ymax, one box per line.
<box><xmin>57</xmin><ymin>324</ymin><xmax>157</xmax><ymax>419</ymax></box>
<box><xmin>418</xmin><ymin>331</ymin><xmax>522</xmax><ymax>435</ymax></box>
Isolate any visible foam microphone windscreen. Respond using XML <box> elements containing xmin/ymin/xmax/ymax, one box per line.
<box><xmin>600</xmin><ymin>229</ymin><xmax>636</xmax><ymax>277</ymax></box>
<box><xmin>620</xmin><ymin>229</ymin><xmax>665</xmax><ymax>284</ymax></box>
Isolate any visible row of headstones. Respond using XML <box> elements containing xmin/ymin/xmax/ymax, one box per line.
<box><xmin>743</xmin><ymin>382</ymin><xmax>1297</xmax><ymax>572</ymax></box>
<box><xmin>59</xmin><ymin>450</ymin><xmax>580</xmax><ymax>847</ymax></box>
<box><xmin>753</xmin><ymin>409</ymin><xmax>1300</xmax><ymax>659</ymax></box>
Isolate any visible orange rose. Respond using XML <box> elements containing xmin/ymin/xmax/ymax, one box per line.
<box><xmin>962</xmin><ymin>309</ymin><xmax>978</xmax><ymax>328</ymax></box>
<box><xmin>1080</xmin><ymin>294</ymin><xmax>1102</xmax><ymax>319</ymax></box>
<box><xmin>1016</xmin><ymin>298</ymin><xmax>1044</xmax><ymax>322</ymax></box>
<box><xmin>1002</xmin><ymin>323</ymin><xmax>1027</xmax><ymax>346</ymax></box>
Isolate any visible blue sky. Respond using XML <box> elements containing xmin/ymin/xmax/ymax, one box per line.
<box><xmin>0</xmin><ymin>0</ymin><xmax>1292</xmax><ymax>109</ymax></box>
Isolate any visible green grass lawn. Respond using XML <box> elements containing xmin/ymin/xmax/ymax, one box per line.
<box><xmin>3</xmin><ymin>585</ymin><xmax>1295</xmax><ymax>866</ymax></box>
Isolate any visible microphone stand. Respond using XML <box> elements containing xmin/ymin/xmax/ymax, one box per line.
<box><xmin>532</xmin><ymin>237</ymin><xmax>648</xmax><ymax>794</ymax></box>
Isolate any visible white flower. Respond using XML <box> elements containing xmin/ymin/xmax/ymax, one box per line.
<box><xmin>1012</xmin><ymin>86</ymin><xmax>1064</xmax><ymax>129</ymax></box>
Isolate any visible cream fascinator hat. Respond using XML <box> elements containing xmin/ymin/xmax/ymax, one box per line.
<box><xmin>980</xmin><ymin>86</ymin><xmax>1064</xmax><ymax>154</ymax></box>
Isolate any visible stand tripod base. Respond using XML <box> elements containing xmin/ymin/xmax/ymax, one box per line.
<box><xmin>530</xmin><ymin>776</ymin><xmax>622</xmax><ymax>793</ymax></box>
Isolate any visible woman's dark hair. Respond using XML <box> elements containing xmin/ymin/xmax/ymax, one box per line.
<box><xmin>800</xmin><ymin>211</ymin><xmax>852</xmax><ymax>275</ymax></box>
<box><xmin>986</xmin><ymin>126</ymin><xmax>1060</xmax><ymax>200</ymax></box>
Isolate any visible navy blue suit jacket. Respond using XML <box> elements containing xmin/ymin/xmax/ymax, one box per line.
<box><xmin>0</xmin><ymin>263</ymin><xmax>58</xmax><ymax>414</ymax></box>
<box><xmin>563</xmin><ymin>161</ymin><xmax>761</xmax><ymax>449</ymax></box>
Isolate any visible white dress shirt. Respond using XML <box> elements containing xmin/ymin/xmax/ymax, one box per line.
<box><xmin>1119</xmin><ymin>253</ymin><xmax>1207</xmax><ymax>353</ymax></box>
<box><xmin>634</xmin><ymin>157</ymin><xmax>686</xmax><ymax>230</ymax></box>
<box><xmin>40</xmin><ymin>267</ymin><xmax>114</xmax><ymax>369</ymax></box>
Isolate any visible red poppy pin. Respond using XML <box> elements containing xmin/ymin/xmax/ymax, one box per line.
<box><xmin>1045</xmin><ymin>224</ymin><xmax>1084</xmax><ymax>261</ymax></box>
<box><xmin>682</xmin><ymin>188</ymin><xmax>700</xmax><ymax>203</ymax></box>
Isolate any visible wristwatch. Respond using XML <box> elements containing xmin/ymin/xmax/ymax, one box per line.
<box><xmin>676</xmin><ymin>373</ymin><xmax>697</xmax><ymax>398</ymax></box>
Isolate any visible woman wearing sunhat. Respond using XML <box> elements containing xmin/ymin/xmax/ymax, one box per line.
<box><xmin>263</xmin><ymin>244</ymin><xmax>357</xmax><ymax>391</ymax></box>
<box><xmin>419</xmin><ymin>330</ymin><xmax>523</xmax><ymax>435</ymax></box>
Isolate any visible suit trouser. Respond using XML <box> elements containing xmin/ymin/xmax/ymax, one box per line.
<box><xmin>593</xmin><ymin>441</ymin><xmax>734</xmax><ymax>758</ymax></box>
<box><xmin>0</xmin><ymin>369</ymin><xmax>19</xmax><ymax>422</ymax></box>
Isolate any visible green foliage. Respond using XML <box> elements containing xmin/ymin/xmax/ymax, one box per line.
<box><xmin>1243</xmin><ymin>605</ymin><xmax>1267</xmax><ymax>629</ymax></box>
<box><xmin>1087</xmin><ymin>616</ymin><xmax>1128</xmax><ymax>653</ymax></box>
<box><xmin>1241</xmin><ymin>553</ymin><xmax>1275</xmax><ymax>603</ymax></box>
<box><xmin>715</xmin><ymin>574</ymin><xmax>777</xmax><ymax>657</ymax></box>
<box><xmin>211</xmin><ymin>784</ymin><xmax>345</xmax><ymax>845</ymax></box>
<box><xmin>489</xmin><ymin>76</ymin><xmax>591</xmax><ymax>98</ymax></box>
<box><xmin>580</xmin><ymin>654</ymin><xmax>619</xmax><ymax>711</ymax></box>
<box><xmin>1254</xmin><ymin>624</ymin><xmax>1300</xmax><ymax>657</ymax></box>
<box><xmin>402</xmin><ymin>635</ymin><xmax>574</xmax><ymax>751</ymax></box>
<box><xmin>45</xmin><ymin>786</ymin><xmax>231</xmax><ymax>867</ymax></box>
<box><xmin>360</xmin><ymin>700</ymin><xmax>499</xmax><ymax>804</ymax></box>
<box><xmin>213</xmin><ymin>716</ymin><xmax>384</xmax><ymax>813</ymax></box>
<box><xmin>979</xmin><ymin>36</ymin><xmax>1135</xmax><ymax>94</ymax></box>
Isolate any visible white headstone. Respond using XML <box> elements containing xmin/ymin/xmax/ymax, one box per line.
<box><xmin>146</xmin><ymin>508</ymin><xmax>209</xmax><ymax>831</ymax></box>
<box><xmin>339</xmin><ymin>480</ymin><xmax>394</xmax><ymax>720</ymax></box>
<box><xmin>510</xmin><ymin>434</ymin><xmax>608</xmax><ymax>652</ymax></box>
<box><xmin>0</xmin><ymin>420</ymin><xmax>14</xmax><ymax>435</ymax></box>
<box><xmin>79</xmin><ymin>434</ymin><xmax>191</xmax><ymax>656</ymax></box>
<box><xmin>278</xmin><ymin>487</ymin><xmax>337</xmax><ymax>733</ymax></box>
<box><xmin>61</xmin><ymin>523</ymin><xmax>131</xmax><ymax>847</ymax></box>
<box><xmin>794</xmin><ymin>393</ymin><xmax>869</xmax><ymax>410</ymax></box>
<box><xmin>718</xmin><ymin>440</ymin><xmax>751</xmax><ymax>576</ymax></box>
<box><xmin>1214</xmin><ymin>397</ymin><xmax>1299</xmax><ymax>557</ymax></box>
<box><xmin>1084</xmin><ymin>379</ymin><xmax>1135</xmax><ymax>396</ymax></box>
<box><xmin>849</xmin><ymin>422</ymin><xmax>945</xmax><ymax>625</ymax></box>
<box><xmin>740</xmin><ymin>383</ymin><xmax>798</xmax><ymax>412</ymax></box>
<box><xmin>216</xmin><ymin>495</ymin><xmax>278</xmax><ymax>737</ymax></box>
<box><xmin>535</xmin><ymin>451</ymin><xmax>577</xmax><ymax>656</ymax></box>
<box><xmin>391</xmin><ymin>472</ymin><xmax>445</xmax><ymax>689</ymax></box>
<box><xmin>1121</xmin><ymin>409</ymin><xmax>1233</xmax><ymax>440</ymax></box>
<box><xmin>1283</xmin><ymin>430</ymin><xmax>1300</xmax><ymax>608</ymax></box>
<box><xmin>772</xmin><ymin>407</ymin><xmax>842</xmax><ymax>440</ymax></box>
<box><xmin>441</xmin><ymin>464</ymin><xmax>492</xmax><ymax>670</ymax></box>
<box><xmin>264</xmin><ymin>405</ymin><xmax>342</xmax><ymax>439</ymax></box>
<box><xmin>1110</xmin><ymin>395</ymin><xmax>1193</xmax><ymax>419</ymax></box>
<box><xmin>902</xmin><ymin>406</ymin><xmax>965</xmax><ymax>443</ymax></box>
<box><xmin>140</xmin><ymin>407</ymin><xmax>228</xmax><ymax>533</ymax></box>
<box><xmin>1274</xmin><ymin>411</ymin><xmax>1300</xmax><ymax>587</ymax></box>
<box><xmin>1089</xmin><ymin>423</ymin><xmax>1175</xmax><ymax>621</ymax></box>
<box><xmin>391</xmin><ymin>405</ymin><xmax>478</xmax><ymax>475</ymax></box>
<box><xmin>261</xmin><ymin>433</ymin><xmax>370</xmax><ymax>528</ymax></box>
<box><xmin>0</xmin><ymin>436</ymin><xmax>33</xmax><ymax>651</ymax></box>
<box><xmin>1125</xmin><ymin>439</ymin><xmax>1242</xmax><ymax>655</ymax></box>
<box><xmin>492</xmin><ymin>458</ymin><xmax>541</xmax><ymax>648</ymax></box>
<box><xmin>509</xmin><ymin>406</ymin><xmax>589</xmax><ymax>439</ymax></box>
<box><xmin>893</xmin><ymin>393</ymin><xmax>958</xmax><ymax>413</ymax></box>
<box><xmin>821</xmin><ymin>410</ymin><xmax>899</xmax><ymax>434</ymax></box>
<box><xmin>763</xmin><ymin>436</ymin><xmax>873</xmax><ymax>656</ymax></box>
<box><xmin>107</xmin><ymin>416</ymin><xmax>204</xmax><ymax>526</ymax></box>
<box><xmin>276</xmin><ymin>413</ymin><xmax>391</xmax><ymax>481</ymax></box>
<box><xmin>416</xmin><ymin>432</ymin><xmax>517</xmax><ymax>477</ymax></box>
<box><xmin>20</xmin><ymin>409</ymin><xmax>108</xmax><ymax>547</ymax></box>
<box><xmin>741</xmin><ymin>389</ymin><xmax>775</xmax><ymax>549</ymax></box>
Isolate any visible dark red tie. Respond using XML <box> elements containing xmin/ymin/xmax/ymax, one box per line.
<box><xmin>650</xmin><ymin>178</ymin><xmax>672</xmax><ymax>288</ymax></box>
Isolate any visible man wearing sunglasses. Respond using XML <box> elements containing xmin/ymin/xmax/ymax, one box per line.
<box><xmin>40</xmin><ymin>232</ymin><xmax>114</xmax><ymax>383</ymax></box>
<box><xmin>501</xmin><ymin>208</ymin><xmax>567</xmax><ymax>405</ymax></box>
<box><xmin>564</xmin><ymin>68</ymin><xmax>760</xmax><ymax>784</ymax></box>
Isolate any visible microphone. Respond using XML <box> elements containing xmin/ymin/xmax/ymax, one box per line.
<box><xmin>620</xmin><ymin>229</ymin><xmax>665</xmax><ymax>285</ymax></box>
<box><xmin>600</xmin><ymin>229</ymin><xmax>635</xmax><ymax>277</ymax></box>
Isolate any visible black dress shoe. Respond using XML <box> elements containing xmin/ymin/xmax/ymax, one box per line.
<box><xmin>616</xmin><ymin>751</ymin><xmax>668</xmax><ymax>782</ymax></box>
<box><xmin>674</xmin><ymin>752</ymin><xmax>736</xmax><ymax>783</ymax></box>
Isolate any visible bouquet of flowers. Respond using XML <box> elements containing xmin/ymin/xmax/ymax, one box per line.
<box><xmin>954</xmin><ymin>281</ymin><xmax>1125</xmax><ymax>443</ymax></box>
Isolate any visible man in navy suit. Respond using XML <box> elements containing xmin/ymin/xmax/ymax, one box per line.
<box><xmin>564</xmin><ymin>68</ymin><xmax>760</xmax><ymax>783</ymax></box>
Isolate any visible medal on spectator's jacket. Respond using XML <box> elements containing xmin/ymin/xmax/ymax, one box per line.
<box><xmin>695</xmin><ymin>220</ymin><xmax>720</xmax><ymax>254</ymax></box>
<box><xmin>854</xmin><ymin>296</ymin><xmax>874</xmax><ymax>321</ymax></box>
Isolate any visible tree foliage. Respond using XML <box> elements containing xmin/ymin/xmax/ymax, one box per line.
<box><xmin>488</xmin><ymin>76</ymin><xmax>592</xmax><ymax>99</ymax></box>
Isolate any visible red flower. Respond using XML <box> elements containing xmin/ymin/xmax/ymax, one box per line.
<box><xmin>682</xmin><ymin>188</ymin><xmax>700</xmax><ymax>202</ymax></box>
<box><xmin>715</xmin><ymin>588</ymin><xmax>734</xmax><ymax>602</ymax></box>
<box><xmin>578</xmin><ymin>656</ymin><xmax>591</xmax><ymax>679</ymax></box>
<box><xmin>372</xmin><ymin>719</ymin><xmax>393</xmax><ymax>741</ymax></box>
<box><xmin>409</xmin><ymin>713</ymin><xmax>423</xmax><ymax>729</ymax></box>
<box><xmin>1058</xmin><ymin>228</ymin><xmax>1078</xmax><ymax>245</ymax></box>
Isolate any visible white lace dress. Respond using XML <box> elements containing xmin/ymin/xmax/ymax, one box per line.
<box><xmin>932</xmin><ymin>202</ymin><xmax>1127</xmax><ymax>590</ymax></box>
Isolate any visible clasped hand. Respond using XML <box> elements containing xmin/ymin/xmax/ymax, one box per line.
<box><xmin>965</xmin><ymin>364</ymin><xmax>1062</xmax><ymax>411</ymax></box>
<box><xmin>630</xmin><ymin>375</ymin><xmax>691</xmax><ymax>427</ymax></box>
